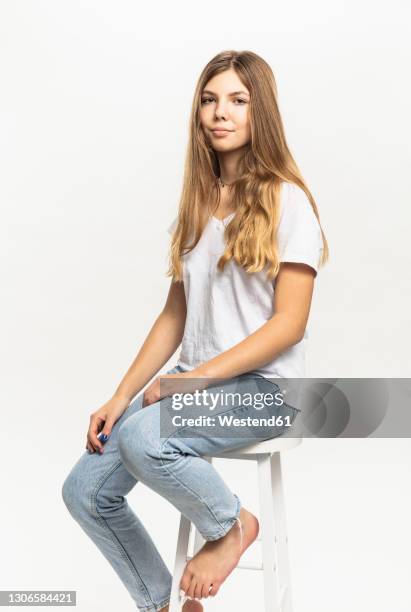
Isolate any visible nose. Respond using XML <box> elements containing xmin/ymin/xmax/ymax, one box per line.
<box><xmin>215</xmin><ymin>100</ymin><xmax>228</xmax><ymax>121</ymax></box>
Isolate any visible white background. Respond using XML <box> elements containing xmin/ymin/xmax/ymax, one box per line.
<box><xmin>1</xmin><ymin>1</ymin><xmax>410</xmax><ymax>611</ymax></box>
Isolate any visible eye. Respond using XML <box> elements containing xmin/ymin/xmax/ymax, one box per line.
<box><xmin>200</xmin><ymin>97</ymin><xmax>248</xmax><ymax>105</ymax></box>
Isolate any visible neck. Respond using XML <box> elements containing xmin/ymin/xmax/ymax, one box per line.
<box><xmin>217</xmin><ymin>149</ymin><xmax>243</xmax><ymax>185</ymax></box>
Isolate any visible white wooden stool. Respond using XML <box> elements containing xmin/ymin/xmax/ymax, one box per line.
<box><xmin>169</xmin><ymin>436</ymin><xmax>302</xmax><ymax>612</ymax></box>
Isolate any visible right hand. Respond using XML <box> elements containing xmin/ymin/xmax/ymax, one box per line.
<box><xmin>86</xmin><ymin>395</ymin><xmax>131</xmax><ymax>454</ymax></box>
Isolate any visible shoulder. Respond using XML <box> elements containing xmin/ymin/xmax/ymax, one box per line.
<box><xmin>278</xmin><ymin>182</ymin><xmax>320</xmax><ymax>232</ymax></box>
<box><xmin>279</xmin><ymin>181</ymin><xmax>315</xmax><ymax>216</ymax></box>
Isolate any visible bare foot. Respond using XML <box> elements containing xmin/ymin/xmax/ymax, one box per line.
<box><xmin>159</xmin><ymin>598</ymin><xmax>203</xmax><ymax>612</ymax></box>
<box><xmin>179</xmin><ymin>507</ymin><xmax>259</xmax><ymax>600</ymax></box>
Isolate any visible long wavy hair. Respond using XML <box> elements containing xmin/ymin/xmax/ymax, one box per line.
<box><xmin>166</xmin><ymin>49</ymin><xmax>329</xmax><ymax>283</ymax></box>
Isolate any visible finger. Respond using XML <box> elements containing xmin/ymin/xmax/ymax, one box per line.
<box><xmin>100</xmin><ymin>419</ymin><xmax>114</xmax><ymax>440</ymax></box>
<box><xmin>87</xmin><ymin>429</ymin><xmax>101</xmax><ymax>453</ymax></box>
<box><xmin>86</xmin><ymin>440</ymin><xmax>94</xmax><ymax>453</ymax></box>
<box><xmin>97</xmin><ymin>434</ymin><xmax>109</xmax><ymax>447</ymax></box>
<box><xmin>86</xmin><ymin>434</ymin><xmax>98</xmax><ymax>453</ymax></box>
<box><xmin>89</xmin><ymin>416</ymin><xmax>105</xmax><ymax>452</ymax></box>
<box><xmin>97</xmin><ymin>428</ymin><xmax>112</xmax><ymax>446</ymax></box>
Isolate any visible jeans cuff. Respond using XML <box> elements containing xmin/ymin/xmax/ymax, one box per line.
<box><xmin>138</xmin><ymin>596</ymin><xmax>170</xmax><ymax>612</ymax></box>
<box><xmin>201</xmin><ymin>493</ymin><xmax>241</xmax><ymax>542</ymax></box>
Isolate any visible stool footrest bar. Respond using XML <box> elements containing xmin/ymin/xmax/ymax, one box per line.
<box><xmin>187</xmin><ymin>556</ymin><xmax>275</xmax><ymax>572</ymax></box>
<box><xmin>236</xmin><ymin>562</ymin><xmax>265</xmax><ymax>571</ymax></box>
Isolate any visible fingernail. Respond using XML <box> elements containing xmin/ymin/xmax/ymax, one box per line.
<box><xmin>100</xmin><ymin>433</ymin><xmax>109</xmax><ymax>442</ymax></box>
<box><xmin>179</xmin><ymin>589</ymin><xmax>185</xmax><ymax>598</ymax></box>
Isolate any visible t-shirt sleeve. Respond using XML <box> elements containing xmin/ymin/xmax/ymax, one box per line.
<box><xmin>167</xmin><ymin>216</ymin><xmax>178</xmax><ymax>235</ymax></box>
<box><xmin>277</xmin><ymin>183</ymin><xmax>324</xmax><ymax>276</ymax></box>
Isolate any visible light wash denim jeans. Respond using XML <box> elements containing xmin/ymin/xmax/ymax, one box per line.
<box><xmin>61</xmin><ymin>364</ymin><xmax>299</xmax><ymax>612</ymax></box>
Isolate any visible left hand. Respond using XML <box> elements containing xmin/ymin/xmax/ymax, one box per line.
<box><xmin>142</xmin><ymin>370</ymin><xmax>211</xmax><ymax>408</ymax></box>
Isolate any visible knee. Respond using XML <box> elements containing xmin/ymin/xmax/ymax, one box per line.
<box><xmin>61</xmin><ymin>470</ymin><xmax>81</xmax><ymax>517</ymax></box>
<box><xmin>118</xmin><ymin>410</ymin><xmax>162</xmax><ymax>479</ymax></box>
<box><xmin>61</xmin><ymin>464</ymin><xmax>93</xmax><ymax>520</ymax></box>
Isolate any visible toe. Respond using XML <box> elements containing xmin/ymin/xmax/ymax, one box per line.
<box><xmin>193</xmin><ymin>581</ymin><xmax>203</xmax><ymax>600</ymax></box>
<box><xmin>201</xmin><ymin>581</ymin><xmax>213</xmax><ymax>599</ymax></box>
<box><xmin>179</xmin><ymin>566</ymin><xmax>193</xmax><ymax>596</ymax></box>
<box><xmin>209</xmin><ymin>581</ymin><xmax>221</xmax><ymax>597</ymax></box>
<box><xmin>186</xmin><ymin>577</ymin><xmax>198</xmax><ymax>600</ymax></box>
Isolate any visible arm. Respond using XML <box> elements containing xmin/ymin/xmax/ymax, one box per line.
<box><xmin>112</xmin><ymin>280</ymin><xmax>187</xmax><ymax>402</ymax></box>
<box><xmin>193</xmin><ymin>262</ymin><xmax>316</xmax><ymax>379</ymax></box>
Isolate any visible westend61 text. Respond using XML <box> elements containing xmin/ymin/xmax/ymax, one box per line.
<box><xmin>172</xmin><ymin>414</ymin><xmax>292</xmax><ymax>427</ymax></box>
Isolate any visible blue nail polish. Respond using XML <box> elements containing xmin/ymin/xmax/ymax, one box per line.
<box><xmin>99</xmin><ymin>433</ymin><xmax>109</xmax><ymax>443</ymax></box>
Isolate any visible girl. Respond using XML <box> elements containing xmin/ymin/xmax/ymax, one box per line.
<box><xmin>62</xmin><ymin>49</ymin><xmax>328</xmax><ymax>612</ymax></box>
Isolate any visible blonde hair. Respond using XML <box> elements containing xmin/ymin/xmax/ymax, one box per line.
<box><xmin>166</xmin><ymin>49</ymin><xmax>329</xmax><ymax>282</ymax></box>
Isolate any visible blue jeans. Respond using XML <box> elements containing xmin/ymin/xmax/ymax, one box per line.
<box><xmin>61</xmin><ymin>364</ymin><xmax>298</xmax><ymax>612</ymax></box>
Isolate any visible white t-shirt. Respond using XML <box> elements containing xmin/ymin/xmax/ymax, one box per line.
<box><xmin>166</xmin><ymin>181</ymin><xmax>323</xmax><ymax>379</ymax></box>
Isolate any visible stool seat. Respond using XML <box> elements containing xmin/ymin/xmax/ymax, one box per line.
<box><xmin>208</xmin><ymin>435</ymin><xmax>302</xmax><ymax>459</ymax></box>
<box><xmin>169</xmin><ymin>436</ymin><xmax>302</xmax><ymax>612</ymax></box>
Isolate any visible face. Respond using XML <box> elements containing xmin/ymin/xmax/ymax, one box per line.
<box><xmin>199</xmin><ymin>68</ymin><xmax>251</xmax><ymax>152</ymax></box>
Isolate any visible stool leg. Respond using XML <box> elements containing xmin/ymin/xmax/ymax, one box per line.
<box><xmin>257</xmin><ymin>453</ymin><xmax>281</xmax><ymax>612</ymax></box>
<box><xmin>271</xmin><ymin>452</ymin><xmax>294</xmax><ymax>612</ymax></box>
<box><xmin>169</xmin><ymin>457</ymin><xmax>212</xmax><ymax>611</ymax></box>
<box><xmin>169</xmin><ymin>514</ymin><xmax>191</xmax><ymax>612</ymax></box>
<box><xmin>193</xmin><ymin>526</ymin><xmax>206</xmax><ymax>556</ymax></box>
<box><xmin>192</xmin><ymin>457</ymin><xmax>213</xmax><ymax>556</ymax></box>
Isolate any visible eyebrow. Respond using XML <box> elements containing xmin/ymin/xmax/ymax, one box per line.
<box><xmin>201</xmin><ymin>89</ymin><xmax>250</xmax><ymax>97</ymax></box>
